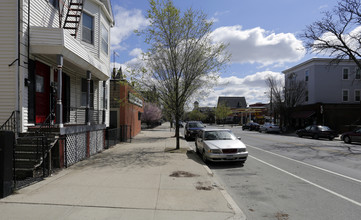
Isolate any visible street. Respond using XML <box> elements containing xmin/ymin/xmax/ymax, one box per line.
<box><xmin>185</xmin><ymin>126</ymin><xmax>361</xmax><ymax>220</ymax></box>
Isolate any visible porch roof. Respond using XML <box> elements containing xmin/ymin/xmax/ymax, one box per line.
<box><xmin>30</xmin><ymin>27</ymin><xmax>110</xmax><ymax>81</ymax></box>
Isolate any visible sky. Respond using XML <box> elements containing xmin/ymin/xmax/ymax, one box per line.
<box><xmin>109</xmin><ymin>0</ymin><xmax>340</xmax><ymax>108</ymax></box>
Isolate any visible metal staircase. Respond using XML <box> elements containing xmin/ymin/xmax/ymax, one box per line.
<box><xmin>62</xmin><ymin>0</ymin><xmax>84</xmax><ymax>38</ymax></box>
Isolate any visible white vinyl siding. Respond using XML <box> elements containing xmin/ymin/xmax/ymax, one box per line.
<box><xmin>0</xmin><ymin>0</ymin><xmax>17</xmax><ymax>125</ymax></box>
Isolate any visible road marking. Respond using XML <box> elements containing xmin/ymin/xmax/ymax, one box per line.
<box><xmin>249</xmin><ymin>155</ymin><xmax>361</xmax><ymax>208</ymax></box>
<box><xmin>247</xmin><ymin>144</ymin><xmax>361</xmax><ymax>184</ymax></box>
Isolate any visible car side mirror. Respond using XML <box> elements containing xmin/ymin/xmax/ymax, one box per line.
<box><xmin>238</xmin><ymin>137</ymin><xmax>241</xmax><ymax>140</ymax></box>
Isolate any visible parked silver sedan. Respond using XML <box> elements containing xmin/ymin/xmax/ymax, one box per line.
<box><xmin>195</xmin><ymin>128</ymin><xmax>248</xmax><ymax>164</ymax></box>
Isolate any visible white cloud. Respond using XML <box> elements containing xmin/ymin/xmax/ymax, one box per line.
<box><xmin>110</xmin><ymin>5</ymin><xmax>149</xmax><ymax>49</ymax></box>
<box><xmin>211</xmin><ymin>25</ymin><xmax>305</xmax><ymax>66</ymax></box>
<box><xmin>197</xmin><ymin>71</ymin><xmax>284</xmax><ymax>107</ymax></box>
<box><xmin>129</xmin><ymin>48</ymin><xmax>143</xmax><ymax>57</ymax></box>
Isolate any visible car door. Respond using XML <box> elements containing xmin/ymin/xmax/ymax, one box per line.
<box><xmin>354</xmin><ymin>128</ymin><xmax>361</xmax><ymax>142</ymax></box>
<box><xmin>195</xmin><ymin>131</ymin><xmax>203</xmax><ymax>151</ymax></box>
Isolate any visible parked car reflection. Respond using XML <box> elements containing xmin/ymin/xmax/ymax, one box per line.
<box><xmin>341</xmin><ymin>127</ymin><xmax>361</xmax><ymax>144</ymax></box>
<box><xmin>296</xmin><ymin>125</ymin><xmax>337</xmax><ymax>140</ymax></box>
<box><xmin>259</xmin><ymin>123</ymin><xmax>281</xmax><ymax>133</ymax></box>
<box><xmin>195</xmin><ymin>128</ymin><xmax>248</xmax><ymax>164</ymax></box>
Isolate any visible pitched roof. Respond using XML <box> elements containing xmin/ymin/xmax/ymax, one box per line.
<box><xmin>217</xmin><ymin>97</ymin><xmax>247</xmax><ymax>108</ymax></box>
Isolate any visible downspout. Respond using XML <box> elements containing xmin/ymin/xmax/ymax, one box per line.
<box><xmin>17</xmin><ymin>0</ymin><xmax>21</xmax><ymax>124</ymax></box>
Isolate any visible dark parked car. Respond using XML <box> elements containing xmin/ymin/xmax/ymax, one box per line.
<box><xmin>242</xmin><ymin>122</ymin><xmax>260</xmax><ymax>131</ymax></box>
<box><xmin>184</xmin><ymin>121</ymin><xmax>205</xmax><ymax>141</ymax></box>
<box><xmin>341</xmin><ymin>127</ymin><xmax>361</xmax><ymax>144</ymax></box>
<box><xmin>296</xmin><ymin>125</ymin><xmax>338</xmax><ymax>140</ymax></box>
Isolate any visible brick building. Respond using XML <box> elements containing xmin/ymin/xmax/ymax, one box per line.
<box><xmin>110</xmin><ymin>79</ymin><xmax>144</xmax><ymax>138</ymax></box>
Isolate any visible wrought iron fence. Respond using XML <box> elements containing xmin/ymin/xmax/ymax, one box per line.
<box><xmin>0</xmin><ymin>111</ymin><xmax>19</xmax><ymax>134</ymax></box>
<box><xmin>105</xmin><ymin>125</ymin><xmax>131</xmax><ymax>149</ymax></box>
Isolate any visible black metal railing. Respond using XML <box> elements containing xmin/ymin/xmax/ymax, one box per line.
<box><xmin>105</xmin><ymin>125</ymin><xmax>131</xmax><ymax>149</ymax></box>
<box><xmin>13</xmin><ymin>135</ymin><xmax>50</xmax><ymax>189</ymax></box>
<box><xmin>0</xmin><ymin>111</ymin><xmax>20</xmax><ymax>134</ymax></box>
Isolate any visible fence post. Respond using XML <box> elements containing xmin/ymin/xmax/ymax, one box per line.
<box><xmin>0</xmin><ymin>131</ymin><xmax>14</xmax><ymax>198</ymax></box>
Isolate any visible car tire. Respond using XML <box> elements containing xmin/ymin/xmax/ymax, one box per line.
<box><xmin>313</xmin><ymin>134</ymin><xmax>319</xmax><ymax>139</ymax></box>
<box><xmin>202</xmin><ymin>150</ymin><xmax>208</xmax><ymax>163</ymax></box>
<box><xmin>195</xmin><ymin>144</ymin><xmax>199</xmax><ymax>154</ymax></box>
<box><xmin>297</xmin><ymin>134</ymin><xmax>303</xmax><ymax>138</ymax></box>
<box><xmin>344</xmin><ymin>136</ymin><xmax>351</xmax><ymax>144</ymax></box>
<box><xmin>328</xmin><ymin>135</ymin><xmax>334</xmax><ymax>141</ymax></box>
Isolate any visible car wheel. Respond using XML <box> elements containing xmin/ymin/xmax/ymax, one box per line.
<box><xmin>195</xmin><ymin>144</ymin><xmax>199</xmax><ymax>154</ymax></box>
<box><xmin>328</xmin><ymin>135</ymin><xmax>334</xmax><ymax>141</ymax></box>
<box><xmin>313</xmin><ymin>134</ymin><xmax>319</xmax><ymax>139</ymax></box>
<box><xmin>202</xmin><ymin>150</ymin><xmax>208</xmax><ymax>163</ymax></box>
<box><xmin>344</xmin><ymin>136</ymin><xmax>351</xmax><ymax>144</ymax></box>
<box><xmin>297</xmin><ymin>134</ymin><xmax>303</xmax><ymax>138</ymax></box>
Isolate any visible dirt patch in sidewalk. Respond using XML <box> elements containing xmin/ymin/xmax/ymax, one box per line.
<box><xmin>169</xmin><ymin>171</ymin><xmax>199</xmax><ymax>177</ymax></box>
<box><xmin>195</xmin><ymin>181</ymin><xmax>214</xmax><ymax>191</ymax></box>
<box><xmin>164</xmin><ymin>147</ymin><xmax>189</xmax><ymax>154</ymax></box>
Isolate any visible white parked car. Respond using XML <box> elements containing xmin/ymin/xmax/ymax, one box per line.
<box><xmin>195</xmin><ymin>128</ymin><xmax>248</xmax><ymax>164</ymax></box>
<box><xmin>259</xmin><ymin>123</ymin><xmax>281</xmax><ymax>133</ymax></box>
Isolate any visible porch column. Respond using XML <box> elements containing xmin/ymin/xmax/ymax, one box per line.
<box><xmin>56</xmin><ymin>55</ymin><xmax>63</xmax><ymax>128</ymax></box>
<box><xmin>86</xmin><ymin>71</ymin><xmax>91</xmax><ymax>126</ymax></box>
<box><xmin>102</xmin><ymin>81</ymin><xmax>106</xmax><ymax>124</ymax></box>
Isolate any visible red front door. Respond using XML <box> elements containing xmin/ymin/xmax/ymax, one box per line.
<box><xmin>35</xmin><ymin>61</ymin><xmax>50</xmax><ymax>124</ymax></box>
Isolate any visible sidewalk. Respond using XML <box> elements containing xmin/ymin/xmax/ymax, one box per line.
<box><xmin>0</xmin><ymin>123</ymin><xmax>246</xmax><ymax>220</ymax></box>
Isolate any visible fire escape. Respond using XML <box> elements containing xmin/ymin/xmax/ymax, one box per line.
<box><xmin>62</xmin><ymin>0</ymin><xmax>84</xmax><ymax>38</ymax></box>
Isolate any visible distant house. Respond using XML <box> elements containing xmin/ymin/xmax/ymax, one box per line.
<box><xmin>216</xmin><ymin>97</ymin><xmax>247</xmax><ymax>123</ymax></box>
<box><xmin>283</xmin><ymin>58</ymin><xmax>361</xmax><ymax>131</ymax></box>
<box><xmin>217</xmin><ymin>97</ymin><xmax>247</xmax><ymax>109</ymax></box>
<box><xmin>0</xmin><ymin>0</ymin><xmax>114</xmax><ymax>175</ymax></box>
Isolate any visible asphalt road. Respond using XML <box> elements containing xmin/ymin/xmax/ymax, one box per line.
<box><xmin>186</xmin><ymin>126</ymin><xmax>361</xmax><ymax>220</ymax></box>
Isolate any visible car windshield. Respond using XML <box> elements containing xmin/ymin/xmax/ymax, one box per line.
<box><xmin>204</xmin><ymin>130</ymin><xmax>236</xmax><ymax>140</ymax></box>
<box><xmin>188</xmin><ymin>122</ymin><xmax>204</xmax><ymax>128</ymax></box>
<box><xmin>318</xmin><ymin>126</ymin><xmax>331</xmax><ymax>131</ymax></box>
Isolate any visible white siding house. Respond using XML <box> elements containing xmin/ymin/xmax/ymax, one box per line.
<box><xmin>0</xmin><ymin>0</ymin><xmax>114</xmax><ymax>169</ymax></box>
<box><xmin>283</xmin><ymin>58</ymin><xmax>361</xmax><ymax>131</ymax></box>
<box><xmin>283</xmin><ymin>58</ymin><xmax>361</xmax><ymax>105</ymax></box>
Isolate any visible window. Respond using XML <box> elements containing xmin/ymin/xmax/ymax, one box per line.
<box><xmin>35</xmin><ymin>75</ymin><xmax>44</xmax><ymax>93</ymax></box>
<box><xmin>101</xmin><ymin>24</ymin><xmax>109</xmax><ymax>54</ymax></box>
<box><xmin>305</xmin><ymin>90</ymin><xmax>309</xmax><ymax>102</ymax></box>
<box><xmin>342</xmin><ymin>90</ymin><xmax>349</xmax><ymax>102</ymax></box>
<box><xmin>343</xmin><ymin>68</ymin><xmax>349</xmax><ymax>80</ymax></box>
<box><xmin>49</xmin><ymin>0</ymin><xmax>59</xmax><ymax>9</ymax></box>
<box><xmin>305</xmin><ymin>70</ymin><xmax>309</xmax><ymax>81</ymax></box>
<box><xmin>355</xmin><ymin>90</ymin><xmax>361</xmax><ymax>102</ymax></box>
<box><xmin>138</xmin><ymin>112</ymin><xmax>142</xmax><ymax>120</ymax></box>
<box><xmin>356</xmin><ymin>68</ymin><xmax>361</xmax><ymax>80</ymax></box>
<box><xmin>82</xmin><ymin>13</ymin><xmax>94</xmax><ymax>44</ymax></box>
<box><xmin>81</xmin><ymin>78</ymin><xmax>94</xmax><ymax>107</ymax></box>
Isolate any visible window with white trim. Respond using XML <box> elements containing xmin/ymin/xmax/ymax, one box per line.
<box><xmin>356</xmin><ymin>68</ymin><xmax>361</xmax><ymax>80</ymax></box>
<box><xmin>305</xmin><ymin>70</ymin><xmax>309</xmax><ymax>82</ymax></box>
<box><xmin>355</xmin><ymin>90</ymin><xmax>361</xmax><ymax>102</ymax></box>
<box><xmin>101</xmin><ymin>24</ymin><xmax>109</xmax><ymax>55</ymax></box>
<box><xmin>342</xmin><ymin>68</ymin><xmax>349</xmax><ymax>80</ymax></box>
<box><xmin>49</xmin><ymin>0</ymin><xmax>59</xmax><ymax>9</ymax></box>
<box><xmin>82</xmin><ymin>13</ymin><xmax>94</xmax><ymax>44</ymax></box>
<box><xmin>81</xmin><ymin>78</ymin><xmax>94</xmax><ymax>107</ymax></box>
<box><xmin>342</xmin><ymin>90</ymin><xmax>349</xmax><ymax>102</ymax></box>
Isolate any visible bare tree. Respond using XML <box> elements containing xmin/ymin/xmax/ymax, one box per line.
<box><xmin>301</xmin><ymin>0</ymin><xmax>361</xmax><ymax>69</ymax></box>
<box><xmin>265</xmin><ymin>75</ymin><xmax>306</xmax><ymax>127</ymax></box>
<box><xmin>137</xmin><ymin>0</ymin><xmax>229</xmax><ymax>149</ymax></box>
